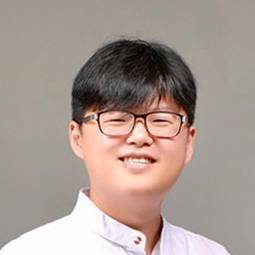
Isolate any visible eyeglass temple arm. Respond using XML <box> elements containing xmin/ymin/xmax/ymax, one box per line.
<box><xmin>181</xmin><ymin>115</ymin><xmax>187</xmax><ymax>124</ymax></box>
<box><xmin>83</xmin><ymin>113</ymin><xmax>98</xmax><ymax>123</ymax></box>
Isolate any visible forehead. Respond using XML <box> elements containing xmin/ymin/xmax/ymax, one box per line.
<box><xmin>128</xmin><ymin>96</ymin><xmax>181</xmax><ymax>114</ymax></box>
<box><xmin>88</xmin><ymin>96</ymin><xmax>182</xmax><ymax>115</ymax></box>
<box><xmin>138</xmin><ymin>98</ymin><xmax>180</xmax><ymax>112</ymax></box>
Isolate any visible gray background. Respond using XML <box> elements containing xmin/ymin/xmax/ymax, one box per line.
<box><xmin>0</xmin><ymin>1</ymin><xmax>254</xmax><ymax>254</ymax></box>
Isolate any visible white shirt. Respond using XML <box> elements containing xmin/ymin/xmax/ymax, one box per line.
<box><xmin>1</xmin><ymin>188</ymin><xmax>231</xmax><ymax>255</ymax></box>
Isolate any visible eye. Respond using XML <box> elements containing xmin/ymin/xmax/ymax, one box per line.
<box><xmin>152</xmin><ymin>119</ymin><xmax>170</xmax><ymax>122</ymax></box>
<box><xmin>149</xmin><ymin>112</ymin><xmax>178</xmax><ymax>126</ymax></box>
<box><xmin>107</xmin><ymin>118</ymin><xmax>127</xmax><ymax>122</ymax></box>
<box><xmin>101</xmin><ymin>111</ymin><xmax>132</xmax><ymax>125</ymax></box>
<box><xmin>152</xmin><ymin>119</ymin><xmax>173</xmax><ymax>125</ymax></box>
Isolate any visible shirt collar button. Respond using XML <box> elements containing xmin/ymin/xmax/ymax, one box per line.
<box><xmin>134</xmin><ymin>236</ymin><xmax>142</xmax><ymax>245</ymax></box>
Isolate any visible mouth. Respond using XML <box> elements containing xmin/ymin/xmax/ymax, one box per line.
<box><xmin>119</xmin><ymin>156</ymin><xmax>156</xmax><ymax>165</ymax></box>
<box><xmin>118</xmin><ymin>155</ymin><xmax>157</xmax><ymax>172</ymax></box>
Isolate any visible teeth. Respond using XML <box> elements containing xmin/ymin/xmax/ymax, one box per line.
<box><xmin>123</xmin><ymin>157</ymin><xmax>152</xmax><ymax>164</ymax></box>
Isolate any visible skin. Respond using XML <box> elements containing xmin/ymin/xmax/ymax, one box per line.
<box><xmin>69</xmin><ymin>97</ymin><xmax>196</xmax><ymax>255</ymax></box>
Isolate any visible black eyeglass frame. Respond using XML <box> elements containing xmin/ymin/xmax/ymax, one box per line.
<box><xmin>82</xmin><ymin>110</ymin><xmax>187</xmax><ymax>138</ymax></box>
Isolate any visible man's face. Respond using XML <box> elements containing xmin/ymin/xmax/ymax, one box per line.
<box><xmin>69</xmin><ymin>97</ymin><xmax>196</xmax><ymax>201</ymax></box>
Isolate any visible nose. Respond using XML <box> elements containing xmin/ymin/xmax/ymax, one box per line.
<box><xmin>126</xmin><ymin>119</ymin><xmax>154</xmax><ymax>147</ymax></box>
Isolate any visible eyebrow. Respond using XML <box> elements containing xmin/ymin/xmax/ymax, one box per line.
<box><xmin>150</xmin><ymin>106</ymin><xmax>179</xmax><ymax>112</ymax></box>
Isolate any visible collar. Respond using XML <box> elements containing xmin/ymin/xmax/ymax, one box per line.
<box><xmin>70</xmin><ymin>188</ymin><xmax>171</xmax><ymax>253</ymax></box>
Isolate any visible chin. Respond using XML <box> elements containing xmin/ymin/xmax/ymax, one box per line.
<box><xmin>123</xmin><ymin>181</ymin><xmax>166</xmax><ymax>197</ymax></box>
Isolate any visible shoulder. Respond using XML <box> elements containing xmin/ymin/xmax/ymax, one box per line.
<box><xmin>0</xmin><ymin>215</ymin><xmax>93</xmax><ymax>255</ymax></box>
<box><xmin>167</xmin><ymin>222</ymin><xmax>231</xmax><ymax>255</ymax></box>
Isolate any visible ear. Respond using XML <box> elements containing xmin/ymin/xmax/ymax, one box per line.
<box><xmin>184</xmin><ymin>126</ymin><xmax>196</xmax><ymax>165</ymax></box>
<box><xmin>68</xmin><ymin>121</ymin><xmax>85</xmax><ymax>160</ymax></box>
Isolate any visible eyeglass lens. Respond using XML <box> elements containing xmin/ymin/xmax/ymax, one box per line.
<box><xmin>99</xmin><ymin>111</ymin><xmax>182</xmax><ymax>137</ymax></box>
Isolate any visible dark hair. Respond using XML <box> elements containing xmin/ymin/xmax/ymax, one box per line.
<box><xmin>72</xmin><ymin>39</ymin><xmax>197</xmax><ymax>125</ymax></box>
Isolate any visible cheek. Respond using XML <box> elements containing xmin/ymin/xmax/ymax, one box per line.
<box><xmin>161</xmin><ymin>136</ymin><xmax>188</xmax><ymax>157</ymax></box>
<box><xmin>82</xmin><ymin>133</ymin><xmax>120</xmax><ymax>176</ymax></box>
<box><xmin>157</xmin><ymin>137</ymin><xmax>189</xmax><ymax>179</ymax></box>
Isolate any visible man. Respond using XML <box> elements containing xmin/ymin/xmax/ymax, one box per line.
<box><xmin>1</xmin><ymin>38</ymin><xmax>231</xmax><ymax>254</ymax></box>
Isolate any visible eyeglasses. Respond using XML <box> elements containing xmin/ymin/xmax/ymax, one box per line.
<box><xmin>82</xmin><ymin>110</ymin><xmax>187</xmax><ymax>138</ymax></box>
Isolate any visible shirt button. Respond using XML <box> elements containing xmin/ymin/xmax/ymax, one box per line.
<box><xmin>134</xmin><ymin>236</ymin><xmax>142</xmax><ymax>245</ymax></box>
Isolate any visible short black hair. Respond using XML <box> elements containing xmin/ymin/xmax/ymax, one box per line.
<box><xmin>72</xmin><ymin>38</ymin><xmax>197</xmax><ymax>125</ymax></box>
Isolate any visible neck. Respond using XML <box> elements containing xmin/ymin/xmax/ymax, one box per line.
<box><xmin>89</xmin><ymin>188</ymin><xmax>164</xmax><ymax>254</ymax></box>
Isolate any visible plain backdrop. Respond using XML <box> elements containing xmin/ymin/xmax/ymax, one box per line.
<box><xmin>0</xmin><ymin>1</ymin><xmax>254</xmax><ymax>254</ymax></box>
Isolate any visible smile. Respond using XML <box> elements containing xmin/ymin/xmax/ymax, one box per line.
<box><xmin>119</xmin><ymin>156</ymin><xmax>156</xmax><ymax>173</ymax></box>
<box><xmin>121</xmin><ymin>157</ymin><xmax>155</xmax><ymax>164</ymax></box>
